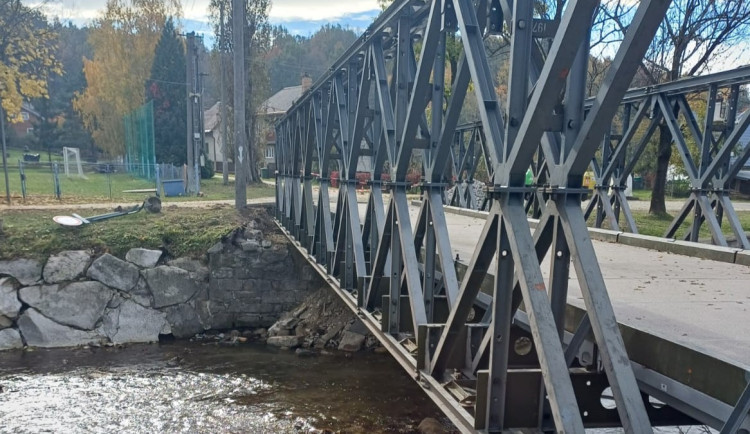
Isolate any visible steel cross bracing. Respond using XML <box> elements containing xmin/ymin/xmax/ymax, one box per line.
<box><xmin>444</xmin><ymin>65</ymin><xmax>750</xmax><ymax>245</ymax></box>
<box><xmin>266</xmin><ymin>0</ymin><xmax>736</xmax><ymax>432</ymax></box>
<box><xmin>584</xmin><ymin>66</ymin><xmax>750</xmax><ymax>247</ymax></box>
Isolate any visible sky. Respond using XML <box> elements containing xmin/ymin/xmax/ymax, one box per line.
<box><xmin>27</xmin><ymin>0</ymin><xmax>382</xmax><ymax>40</ymax></box>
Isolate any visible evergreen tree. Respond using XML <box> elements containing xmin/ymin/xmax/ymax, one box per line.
<box><xmin>33</xmin><ymin>22</ymin><xmax>94</xmax><ymax>161</ymax></box>
<box><xmin>147</xmin><ymin>17</ymin><xmax>187</xmax><ymax>165</ymax></box>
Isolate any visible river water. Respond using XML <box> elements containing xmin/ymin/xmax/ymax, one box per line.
<box><xmin>0</xmin><ymin>342</ymin><xmax>717</xmax><ymax>434</ymax></box>
<box><xmin>0</xmin><ymin>343</ymin><xmax>450</xmax><ymax>433</ymax></box>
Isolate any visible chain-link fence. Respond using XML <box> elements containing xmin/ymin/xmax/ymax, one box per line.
<box><xmin>123</xmin><ymin>101</ymin><xmax>156</xmax><ymax>180</ymax></box>
<box><xmin>1</xmin><ymin>159</ymin><xmax>184</xmax><ymax>204</ymax></box>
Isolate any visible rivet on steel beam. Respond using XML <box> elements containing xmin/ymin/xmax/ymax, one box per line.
<box><xmin>517</xmin><ymin>20</ymin><xmax>526</xmax><ymax>29</ymax></box>
<box><xmin>556</xmin><ymin>251</ymin><xmax>563</xmax><ymax>258</ymax></box>
<box><xmin>501</xmin><ymin>250</ymin><xmax>508</xmax><ymax>257</ymax></box>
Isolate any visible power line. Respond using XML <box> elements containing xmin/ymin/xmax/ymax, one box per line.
<box><xmin>145</xmin><ymin>77</ymin><xmax>188</xmax><ymax>87</ymax></box>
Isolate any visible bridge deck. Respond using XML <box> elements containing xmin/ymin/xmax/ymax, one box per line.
<box><xmin>426</xmin><ymin>206</ymin><xmax>750</xmax><ymax>370</ymax></box>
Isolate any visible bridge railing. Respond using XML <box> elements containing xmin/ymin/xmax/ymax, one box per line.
<box><xmin>273</xmin><ymin>0</ymin><xmax>748</xmax><ymax>432</ymax></box>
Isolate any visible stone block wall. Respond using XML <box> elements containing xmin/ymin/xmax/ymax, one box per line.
<box><xmin>0</xmin><ymin>219</ymin><xmax>323</xmax><ymax>350</ymax></box>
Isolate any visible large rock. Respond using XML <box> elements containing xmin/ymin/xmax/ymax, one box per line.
<box><xmin>43</xmin><ymin>250</ymin><xmax>91</xmax><ymax>283</ymax></box>
<box><xmin>168</xmin><ymin>258</ymin><xmax>209</xmax><ymax>282</ymax></box>
<box><xmin>125</xmin><ymin>248</ymin><xmax>162</xmax><ymax>268</ymax></box>
<box><xmin>164</xmin><ymin>304</ymin><xmax>203</xmax><ymax>338</ymax></box>
<box><xmin>266</xmin><ymin>335</ymin><xmax>302</xmax><ymax>349</ymax></box>
<box><xmin>142</xmin><ymin>266</ymin><xmax>201</xmax><ymax>308</ymax></box>
<box><xmin>129</xmin><ymin>277</ymin><xmax>153</xmax><ymax>307</ymax></box>
<box><xmin>0</xmin><ymin>315</ymin><xmax>12</xmax><ymax>329</ymax></box>
<box><xmin>87</xmin><ymin>254</ymin><xmax>139</xmax><ymax>291</ymax></box>
<box><xmin>19</xmin><ymin>282</ymin><xmax>114</xmax><ymax>330</ymax></box>
<box><xmin>0</xmin><ymin>328</ymin><xmax>23</xmax><ymax>350</ymax></box>
<box><xmin>18</xmin><ymin>308</ymin><xmax>105</xmax><ymax>348</ymax></box>
<box><xmin>0</xmin><ymin>259</ymin><xmax>42</xmax><ymax>286</ymax></box>
<box><xmin>0</xmin><ymin>277</ymin><xmax>21</xmax><ymax>319</ymax></box>
<box><xmin>417</xmin><ymin>418</ymin><xmax>448</xmax><ymax>434</ymax></box>
<box><xmin>338</xmin><ymin>331</ymin><xmax>365</xmax><ymax>352</ymax></box>
<box><xmin>103</xmin><ymin>300</ymin><xmax>170</xmax><ymax>344</ymax></box>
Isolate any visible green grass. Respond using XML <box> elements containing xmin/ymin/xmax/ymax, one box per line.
<box><xmin>0</xmin><ymin>205</ymin><xmax>264</xmax><ymax>260</ymax></box>
<box><xmin>0</xmin><ymin>162</ymin><xmax>275</xmax><ymax>204</ymax></box>
<box><xmin>599</xmin><ymin>209</ymin><xmax>750</xmax><ymax>240</ymax></box>
<box><xmin>629</xmin><ymin>189</ymin><xmax>652</xmax><ymax>201</ymax></box>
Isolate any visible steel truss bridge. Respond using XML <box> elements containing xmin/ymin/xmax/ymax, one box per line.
<box><xmin>272</xmin><ymin>0</ymin><xmax>750</xmax><ymax>432</ymax></box>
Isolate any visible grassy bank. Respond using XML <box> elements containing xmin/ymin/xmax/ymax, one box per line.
<box><xmin>0</xmin><ymin>204</ymin><xmax>268</xmax><ymax>260</ymax></box>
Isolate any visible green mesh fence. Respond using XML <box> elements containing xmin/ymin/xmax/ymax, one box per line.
<box><xmin>123</xmin><ymin>100</ymin><xmax>155</xmax><ymax>179</ymax></box>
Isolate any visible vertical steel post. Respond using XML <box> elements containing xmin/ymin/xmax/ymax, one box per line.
<box><xmin>19</xmin><ymin>160</ymin><xmax>26</xmax><ymax>201</ymax></box>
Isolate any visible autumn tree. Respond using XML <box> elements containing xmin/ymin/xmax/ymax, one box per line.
<box><xmin>598</xmin><ymin>0</ymin><xmax>750</xmax><ymax>214</ymax></box>
<box><xmin>74</xmin><ymin>0</ymin><xmax>181</xmax><ymax>157</ymax></box>
<box><xmin>0</xmin><ymin>1</ymin><xmax>61</xmax><ymax>120</ymax></box>
<box><xmin>147</xmin><ymin>18</ymin><xmax>187</xmax><ymax>165</ymax></box>
<box><xmin>209</xmin><ymin>0</ymin><xmax>271</xmax><ymax>183</ymax></box>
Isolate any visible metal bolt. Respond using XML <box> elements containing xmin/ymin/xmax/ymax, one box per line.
<box><xmin>517</xmin><ymin>20</ymin><xmax>526</xmax><ymax>29</ymax></box>
<box><xmin>556</xmin><ymin>251</ymin><xmax>563</xmax><ymax>258</ymax></box>
<box><xmin>501</xmin><ymin>250</ymin><xmax>508</xmax><ymax>257</ymax></box>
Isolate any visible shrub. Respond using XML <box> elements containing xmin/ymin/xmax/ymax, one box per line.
<box><xmin>200</xmin><ymin>159</ymin><xmax>215</xmax><ymax>179</ymax></box>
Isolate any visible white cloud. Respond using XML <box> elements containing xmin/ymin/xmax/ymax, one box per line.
<box><xmin>269</xmin><ymin>0</ymin><xmax>379</xmax><ymax>22</ymax></box>
<box><xmin>27</xmin><ymin>0</ymin><xmax>380</xmax><ymax>26</ymax></box>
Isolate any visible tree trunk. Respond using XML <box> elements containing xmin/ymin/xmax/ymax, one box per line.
<box><xmin>244</xmin><ymin>69</ymin><xmax>259</xmax><ymax>184</ymax></box>
<box><xmin>649</xmin><ymin>123</ymin><xmax>672</xmax><ymax>215</ymax></box>
<box><xmin>247</xmin><ymin>113</ymin><xmax>260</xmax><ymax>183</ymax></box>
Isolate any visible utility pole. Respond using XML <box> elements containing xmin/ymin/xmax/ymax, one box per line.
<box><xmin>199</xmin><ymin>71</ymin><xmax>207</xmax><ymax>188</ymax></box>
<box><xmin>220</xmin><ymin>1</ymin><xmax>229</xmax><ymax>186</ymax></box>
<box><xmin>186</xmin><ymin>32</ymin><xmax>203</xmax><ymax>195</ymax></box>
<box><xmin>233</xmin><ymin>0</ymin><xmax>246</xmax><ymax>209</ymax></box>
<box><xmin>0</xmin><ymin>106</ymin><xmax>10</xmax><ymax>205</ymax></box>
<box><xmin>185</xmin><ymin>32</ymin><xmax>196</xmax><ymax>194</ymax></box>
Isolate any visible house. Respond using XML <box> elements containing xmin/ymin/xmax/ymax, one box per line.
<box><xmin>258</xmin><ymin>74</ymin><xmax>312</xmax><ymax>172</ymax></box>
<box><xmin>9</xmin><ymin>102</ymin><xmax>41</xmax><ymax>138</ymax></box>
<box><xmin>204</xmin><ymin>101</ymin><xmax>232</xmax><ymax>173</ymax></box>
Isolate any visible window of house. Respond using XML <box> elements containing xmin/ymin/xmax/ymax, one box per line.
<box><xmin>21</xmin><ymin>112</ymin><xmax>29</xmax><ymax>121</ymax></box>
<box><xmin>266</xmin><ymin>146</ymin><xmax>275</xmax><ymax>159</ymax></box>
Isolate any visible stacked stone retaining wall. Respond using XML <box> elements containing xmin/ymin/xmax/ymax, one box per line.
<box><xmin>0</xmin><ymin>219</ymin><xmax>323</xmax><ymax>350</ymax></box>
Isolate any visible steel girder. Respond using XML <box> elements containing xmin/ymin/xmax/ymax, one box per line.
<box><xmin>274</xmin><ymin>0</ymin><xmax>677</xmax><ymax>432</ymax></box>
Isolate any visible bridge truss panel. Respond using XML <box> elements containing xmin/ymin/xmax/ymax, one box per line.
<box><xmin>273</xmin><ymin>0</ymin><xmax>750</xmax><ymax>432</ymax></box>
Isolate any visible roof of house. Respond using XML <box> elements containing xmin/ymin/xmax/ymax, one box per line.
<box><xmin>260</xmin><ymin>85</ymin><xmax>304</xmax><ymax>116</ymax></box>
<box><xmin>204</xmin><ymin>101</ymin><xmax>222</xmax><ymax>133</ymax></box>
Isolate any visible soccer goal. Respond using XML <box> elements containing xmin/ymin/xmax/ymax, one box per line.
<box><xmin>62</xmin><ymin>147</ymin><xmax>87</xmax><ymax>179</ymax></box>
